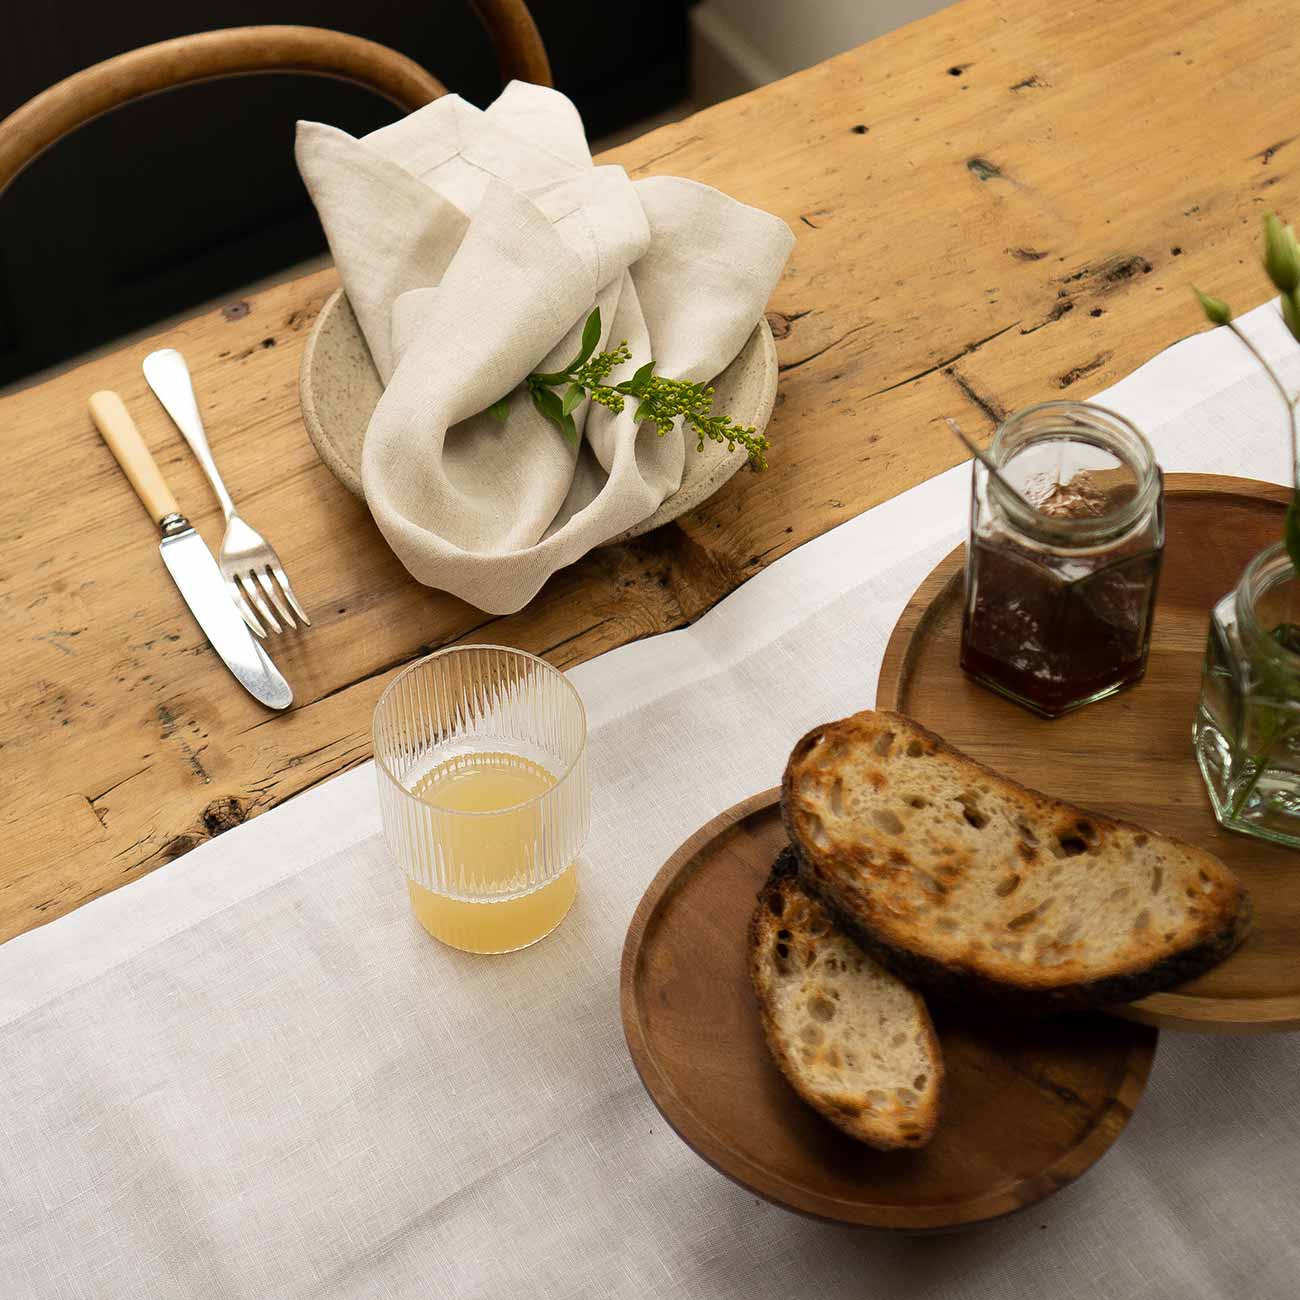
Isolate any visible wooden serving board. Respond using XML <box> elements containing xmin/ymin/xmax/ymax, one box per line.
<box><xmin>620</xmin><ymin>791</ymin><xmax>1156</xmax><ymax>1231</ymax></box>
<box><xmin>878</xmin><ymin>474</ymin><xmax>1300</xmax><ymax>1035</ymax></box>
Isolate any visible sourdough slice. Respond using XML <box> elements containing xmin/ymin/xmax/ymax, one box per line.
<box><xmin>783</xmin><ymin>710</ymin><xmax>1251</xmax><ymax>1011</ymax></box>
<box><xmin>750</xmin><ymin>848</ymin><xmax>942</xmax><ymax>1150</ymax></box>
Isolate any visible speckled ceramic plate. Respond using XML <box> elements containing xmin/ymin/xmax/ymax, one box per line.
<box><xmin>298</xmin><ymin>288</ymin><xmax>778</xmax><ymax>544</ymax></box>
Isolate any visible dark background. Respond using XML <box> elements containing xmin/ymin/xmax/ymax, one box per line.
<box><xmin>0</xmin><ymin>2</ymin><xmax>692</xmax><ymax>385</ymax></box>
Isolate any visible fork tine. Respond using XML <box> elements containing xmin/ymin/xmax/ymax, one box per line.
<box><xmin>256</xmin><ymin>567</ymin><xmax>297</xmax><ymax>630</ymax></box>
<box><xmin>227</xmin><ymin>579</ymin><xmax>267</xmax><ymax>638</ymax></box>
<box><xmin>271</xmin><ymin>564</ymin><xmax>311</xmax><ymax>626</ymax></box>
<box><xmin>240</xmin><ymin>571</ymin><xmax>282</xmax><ymax>634</ymax></box>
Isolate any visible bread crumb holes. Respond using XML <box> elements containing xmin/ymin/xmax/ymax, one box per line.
<box><xmin>809</xmin><ymin>996</ymin><xmax>836</xmax><ymax>1022</ymax></box>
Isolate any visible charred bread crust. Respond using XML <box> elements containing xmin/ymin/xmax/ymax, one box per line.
<box><xmin>790</xmin><ymin>838</ymin><xmax>1252</xmax><ymax>1014</ymax></box>
<box><xmin>781</xmin><ymin>710</ymin><xmax>1251</xmax><ymax>1013</ymax></box>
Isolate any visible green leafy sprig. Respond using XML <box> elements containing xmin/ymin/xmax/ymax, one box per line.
<box><xmin>1195</xmin><ymin>211</ymin><xmax>1300</xmax><ymax>569</ymax></box>
<box><xmin>489</xmin><ymin>308</ymin><xmax>770</xmax><ymax>469</ymax></box>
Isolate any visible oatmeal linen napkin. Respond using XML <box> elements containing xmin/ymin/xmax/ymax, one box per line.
<box><xmin>296</xmin><ymin>82</ymin><xmax>793</xmax><ymax>614</ymax></box>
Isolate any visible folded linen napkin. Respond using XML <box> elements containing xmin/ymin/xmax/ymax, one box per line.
<box><xmin>296</xmin><ymin>82</ymin><xmax>793</xmax><ymax>614</ymax></box>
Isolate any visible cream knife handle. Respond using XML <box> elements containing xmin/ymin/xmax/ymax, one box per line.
<box><xmin>89</xmin><ymin>390</ymin><xmax>179</xmax><ymax>525</ymax></box>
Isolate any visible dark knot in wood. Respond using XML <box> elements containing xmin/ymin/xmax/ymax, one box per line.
<box><xmin>201</xmin><ymin>796</ymin><xmax>247</xmax><ymax>837</ymax></box>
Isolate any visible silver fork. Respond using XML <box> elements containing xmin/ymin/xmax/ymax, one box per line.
<box><xmin>142</xmin><ymin>348</ymin><xmax>310</xmax><ymax>637</ymax></box>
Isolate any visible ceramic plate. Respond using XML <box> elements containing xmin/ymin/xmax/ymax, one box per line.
<box><xmin>298</xmin><ymin>289</ymin><xmax>778</xmax><ymax>544</ymax></box>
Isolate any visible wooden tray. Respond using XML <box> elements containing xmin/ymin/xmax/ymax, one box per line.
<box><xmin>878</xmin><ymin>473</ymin><xmax>1300</xmax><ymax>1035</ymax></box>
<box><xmin>620</xmin><ymin>791</ymin><xmax>1156</xmax><ymax>1231</ymax></box>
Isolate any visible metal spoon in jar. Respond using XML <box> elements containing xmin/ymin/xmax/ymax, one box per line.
<box><xmin>943</xmin><ymin>415</ymin><xmax>1040</xmax><ymax>512</ymax></box>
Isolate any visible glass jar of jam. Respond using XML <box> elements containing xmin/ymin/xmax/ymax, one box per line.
<box><xmin>960</xmin><ymin>400</ymin><xmax>1164</xmax><ymax>717</ymax></box>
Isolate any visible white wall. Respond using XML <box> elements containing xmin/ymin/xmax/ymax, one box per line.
<box><xmin>693</xmin><ymin>0</ymin><xmax>955</xmax><ymax>89</ymax></box>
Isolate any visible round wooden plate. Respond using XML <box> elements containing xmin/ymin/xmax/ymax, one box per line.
<box><xmin>298</xmin><ymin>288</ymin><xmax>776</xmax><ymax>544</ymax></box>
<box><xmin>877</xmin><ymin>473</ymin><xmax>1300</xmax><ymax>1035</ymax></box>
<box><xmin>620</xmin><ymin>790</ymin><xmax>1157</xmax><ymax>1230</ymax></box>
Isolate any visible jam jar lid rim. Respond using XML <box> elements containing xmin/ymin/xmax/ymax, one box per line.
<box><xmin>985</xmin><ymin>400</ymin><xmax>1161</xmax><ymax>544</ymax></box>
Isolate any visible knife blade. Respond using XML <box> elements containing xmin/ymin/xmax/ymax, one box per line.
<box><xmin>88</xmin><ymin>389</ymin><xmax>293</xmax><ymax>711</ymax></box>
<box><xmin>159</xmin><ymin>517</ymin><xmax>293</xmax><ymax>709</ymax></box>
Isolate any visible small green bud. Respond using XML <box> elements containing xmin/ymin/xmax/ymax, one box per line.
<box><xmin>1194</xmin><ymin>287</ymin><xmax>1232</xmax><ymax>326</ymax></box>
<box><xmin>1264</xmin><ymin>211</ymin><xmax>1300</xmax><ymax>294</ymax></box>
<box><xmin>1282</xmin><ymin>290</ymin><xmax>1300</xmax><ymax>345</ymax></box>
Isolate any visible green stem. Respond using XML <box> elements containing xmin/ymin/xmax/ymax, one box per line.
<box><xmin>1227</xmin><ymin>320</ymin><xmax>1300</xmax><ymax>489</ymax></box>
<box><xmin>1228</xmin><ymin>714</ymin><xmax>1300</xmax><ymax>819</ymax></box>
<box><xmin>1229</xmin><ymin>741</ymin><xmax>1274</xmax><ymax>819</ymax></box>
<box><xmin>528</xmin><ymin>371</ymin><xmax>569</xmax><ymax>387</ymax></box>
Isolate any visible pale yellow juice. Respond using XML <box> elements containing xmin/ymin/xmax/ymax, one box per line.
<box><xmin>405</xmin><ymin>751</ymin><xmax>576</xmax><ymax>953</ymax></box>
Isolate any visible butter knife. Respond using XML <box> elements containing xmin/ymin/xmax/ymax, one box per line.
<box><xmin>88</xmin><ymin>390</ymin><xmax>293</xmax><ymax>710</ymax></box>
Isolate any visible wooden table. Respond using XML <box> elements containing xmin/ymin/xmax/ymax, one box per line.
<box><xmin>2</xmin><ymin>0</ymin><xmax>1292</xmax><ymax>942</ymax></box>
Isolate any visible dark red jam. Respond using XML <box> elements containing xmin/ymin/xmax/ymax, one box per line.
<box><xmin>960</xmin><ymin>535</ymin><xmax>1163</xmax><ymax>716</ymax></box>
<box><xmin>959</xmin><ymin>465</ymin><xmax>1163</xmax><ymax>716</ymax></box>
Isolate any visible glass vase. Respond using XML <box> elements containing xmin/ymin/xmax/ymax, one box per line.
<box><xmin>1195</xmin><ymin>542</ymin><xmax>1300</xmax><ymax>848</ymax></box>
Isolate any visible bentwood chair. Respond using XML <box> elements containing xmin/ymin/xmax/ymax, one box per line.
<box><xmin>0</xmin><ymin>7</ymin><xmax>550</xmax><ymax>382</ymax></box>
<box><xmin>0</xmin><ymin>8</ymin><xmax>551</xmax><ymax>197</ymax></box>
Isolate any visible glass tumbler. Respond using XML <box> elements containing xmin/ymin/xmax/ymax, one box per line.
<box><xmin>372</xmin><ymin>646</ymin><xmax>589</xmax><ymax>954</ymax></box>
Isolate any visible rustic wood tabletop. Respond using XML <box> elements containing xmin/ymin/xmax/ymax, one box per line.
<box><xmin>1</xmin><ymin>0</ymin><xmax>1291</xmax><ymax>941</ymax></box>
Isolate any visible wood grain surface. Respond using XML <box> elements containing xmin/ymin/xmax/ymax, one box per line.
<box><xmin>3</xmin><ymin>0</ymin><xmax>1298</xmax><ymax>941</ymax></box>
<box><xmin>619</xmin><ymin>791</ymin><xmax>1157</xmax><ymax>1230</ymax></box>
<box><xmin>877</xmin><ymin>475</ymin><xmax>1300</xmax><ymax>1034</ymax></box>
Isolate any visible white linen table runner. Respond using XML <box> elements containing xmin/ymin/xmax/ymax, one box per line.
<box><xmin>3</xmin><ymin>303</ymin><xmax>1299</xmax><ymax>1298</ymax></box>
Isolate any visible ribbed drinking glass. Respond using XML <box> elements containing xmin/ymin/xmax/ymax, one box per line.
<box><xmin>372</xmin><ymin>646</ymin><xmax>589</xmax><ymax>954</ymax></box>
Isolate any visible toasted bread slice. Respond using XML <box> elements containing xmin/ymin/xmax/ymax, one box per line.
<box><xmin>782</xmin><ymin>710</ymin><xmax>1250</xmax><ymax>1010</ymax></box>
<box><xmin>750</xmin><ymin>848</ymin><xmax>942</xmax><ymax>1150</ymax></box>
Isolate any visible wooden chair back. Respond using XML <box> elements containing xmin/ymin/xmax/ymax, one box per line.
<box><xmin>0</xmin><ymin>5</ymin><xmax>551</xmax><ymax>197</ymax></box>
